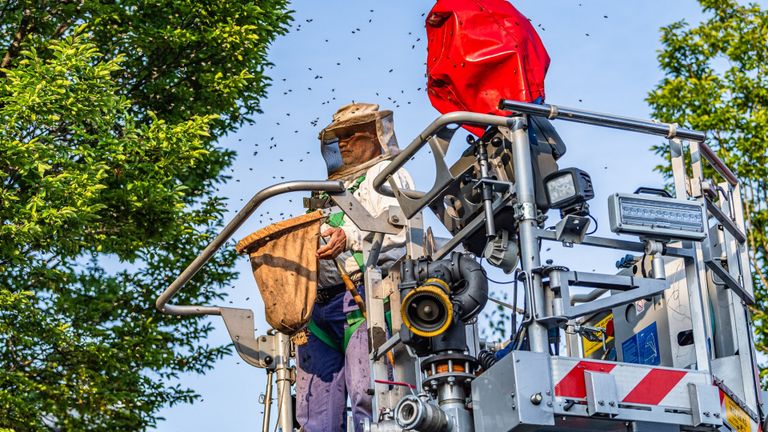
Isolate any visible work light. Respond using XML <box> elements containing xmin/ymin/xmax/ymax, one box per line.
<box><xmin>608</xmin><ymin>193</ymin><xmax>706</xmax><ymax>240</ymax></box>
<box><xmin>544</xmin><ymin>168</ymin><xmax>594</xmax><ymax>214</ymax></box>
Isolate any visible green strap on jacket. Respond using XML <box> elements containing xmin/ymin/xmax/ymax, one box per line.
<box><xmin>308</xmin><ymin>307</ymin><xmax>392</xmax><ymax>353</ymax></box>
<box><xmin>326</xmin><ymin>210</ymin><xmax>365</xmax><ymax>273</ymax></box>
<box><xmin>309</xmin><ymin>174</ymin><xmax>368</xmax><ymax>352</ymax></box>
<box><xmin>343</xmin><ymin>309</ymin><xmax>366</xmax><ymax>351</ymax></box>
<box><xmin>316</xmin><ymin>174</ymin><xmax>366</xmax><ymax>202</ymax></box>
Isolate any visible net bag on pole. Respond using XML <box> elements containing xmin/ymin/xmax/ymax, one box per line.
<box><xmin>235</xmin><ymin>210</ymin><xmax>324</xmax><ymax>335</ymax></box>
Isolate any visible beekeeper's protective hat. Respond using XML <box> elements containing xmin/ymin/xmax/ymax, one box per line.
<box><xmin>319</xmin><ymin>103</ymin><xmax>399</xmax><ymax>179</ymax></box>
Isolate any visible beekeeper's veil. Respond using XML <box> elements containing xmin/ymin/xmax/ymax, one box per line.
<box><xmin>319</xmin><ymin>103</ymin><xmax>399</xmax><ymax>180</ymax></box>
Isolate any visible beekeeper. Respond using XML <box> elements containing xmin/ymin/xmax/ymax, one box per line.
<box><xmin>295</xmin><ymin>103</ymin><xmax>414</xmax><ymax>432</ymax></box>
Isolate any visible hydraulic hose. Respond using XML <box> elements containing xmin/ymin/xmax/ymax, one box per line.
<box><xmin>449</xmin><ymin>252</ymin><xmax>489</xmax><ymax>320</ymax></box>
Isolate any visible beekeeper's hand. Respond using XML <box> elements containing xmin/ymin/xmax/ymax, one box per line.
<box><xmin>317</xmin><ymin>227</ymin><xmax>346</xmax><ymax>260</ymax></box>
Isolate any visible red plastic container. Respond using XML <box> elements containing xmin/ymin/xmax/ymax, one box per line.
<box><xmin>426</xmin><ymin>0</ymin><xmax>550</xmax><ymax>135</ymax></box>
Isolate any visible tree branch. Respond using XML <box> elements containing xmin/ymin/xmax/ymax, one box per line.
<box><xmin>50</xmin><ymin>0</ymin><xmax>85</xmax><ymax>41</ymax></box>
<box><xmin>1</xmin><ymin>8</ymin><xmax>34</xmax><ymax>71</ymax></box>
<box><xmin>744</xmin><ymin>197</ymin><xmax>768</xmax><ymax>295</ymax></box>
<box><xmin>750</xmin><ymin>254</ymin><xmax>768</xmax><ymax>294</ymax></box>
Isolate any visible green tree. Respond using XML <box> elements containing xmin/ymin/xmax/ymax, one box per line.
<box><xmin>0</xmin><ymin>0</ymin><xmax>291</xmax><ymax>429</ymax></box>
<box><xmin>647</xmin><ymin>0</ymin><xmax>768</xmax><ymax>374</ymax></box>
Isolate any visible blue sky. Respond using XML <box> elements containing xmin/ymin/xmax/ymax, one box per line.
<box><xmin>153</xmin><ymin>0</ymin><xmax>743</xmax><ymax>429</ymax></box>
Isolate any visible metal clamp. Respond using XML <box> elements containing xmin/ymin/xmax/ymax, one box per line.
<box><xmin>221</xmin><ymin>308</ymin><xmax>275</xmax><ymax>369</ymax></box>
<box><xmin>328</xmin><ymin>190</ymin><xmax>402</xmax><ymax>235</ymax></box>
<box><xmin>688</xmin><ymin>383</ymin><xmax>723</xmax><ymax>427</ymax></box>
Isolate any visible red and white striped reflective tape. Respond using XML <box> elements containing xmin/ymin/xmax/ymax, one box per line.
<box><xmin>551</xmin><ymin>358</ymin><xmax>709</xmax><ymax>408</ymax></box>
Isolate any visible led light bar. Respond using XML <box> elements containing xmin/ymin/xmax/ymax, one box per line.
<box><xmin>608</xmin><ymin>193</ymin><xmax>707</xmax><ymax>240</ymax></box>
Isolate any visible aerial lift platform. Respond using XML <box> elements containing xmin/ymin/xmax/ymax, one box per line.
<box><xmin>156</xmin><ymin>98</ymin><xmax>766</xmax><ymax>432</ymax></box>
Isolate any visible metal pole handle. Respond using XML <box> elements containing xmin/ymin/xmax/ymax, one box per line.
<box><xmin>499</xmin><ymin>99</ymin><xmax>706</xmax><ymax>141</ymax></box>
<box><xmin>155</xmin><ymin>180</ymin><xmax>345</xmax><ymax>316</ymax></box>
<box><xmin>498</xmin><ymin>99</ymin><xmax>737</xmax><ymax>185</ymax></box>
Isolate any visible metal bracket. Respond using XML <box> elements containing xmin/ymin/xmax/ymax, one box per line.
<box><xmin>706</xmin><ymin>197</ymin><xmax>746</xmax><ymax>244</ymax></box>
<box><xmin>430</xmin><ymin>192</ymin><xmax>513</xmax><ymax>261</ymax></box>
<box><xmin>329</xmin><ymin>191</ymin><xmax>401</xmax><ymax>234</ymax></box>
<box><xmin>585</xmin><ymin>371</ymin><xmax>619</xmax><ymax>417</ymax></box>
<box><xmin>571</xmin><ymin>324</ymin><xmax>608</xmax><ymax>351</ymax></box>
<box><xmin>472</xmin><ymin>178</ymin><xmax>513</xmax><ymax>193</ymax></box>
<box><xmin>220</xmin><ymin>308</ymin><xmax>276</xmax><ymax>369</ymax></box>
<box><xmin>550</xmin><ymin>270</ymin><xmax>668</xmax><ymax>319</ymax></box>
<box><xmin>387</xmin><ymin>206</ymin><xmax>405</xmax><ymax>227</ymax></box>
<box><xmin>372</xmin><ymin>332</ymin><xmax>402</xmax><ymax>361</ymax></box>
<box><xmin>688</xmin><ymin>383</ymin><xmax>723</xmax><ymax>427</ymax></box>
<box><xmin>703</xmin><ymin>250</ymin><xmax>754</xmax><ymax>304</ymax></box>
<box><xmin>386</xmin><ymin>127</ymin><xmax>460</xmax><ymax>219</ymax></box>
<box><xmin>303</xmin><ymin>195</ymin><xmax>332</xmax><ymax>210</ymax></box>
<box><xmin>554</xmin><ymin>214</ymin><xmax>591</xmax><ymax>244</ymax></box>
<box><xmin>514</xmin><ymin>202</ymin><xmax>537</xmax><ymax>221</ymax></box>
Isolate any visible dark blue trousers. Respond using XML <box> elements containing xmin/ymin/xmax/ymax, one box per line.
<box><xmin>295</xmin><ymin>287</ymin><xmax>371</xmax><ymax>432</ymax></box>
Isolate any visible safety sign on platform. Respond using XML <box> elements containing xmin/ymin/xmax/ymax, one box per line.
<box><xmin>621</xmin><ymin>321</ymin><xmax>660</xmax><ymax>365</ymax></box>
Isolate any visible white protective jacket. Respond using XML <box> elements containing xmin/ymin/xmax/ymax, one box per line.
<box><xmin>317</xmin><ymin>160</ymin><xmax>414</xmax><ymax>288</ymax></box>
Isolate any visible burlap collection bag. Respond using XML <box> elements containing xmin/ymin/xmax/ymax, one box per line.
<box><xmin>235</xmin><ymin>210</ymin><xmax>324</xmax><ymax>335</ymax></box>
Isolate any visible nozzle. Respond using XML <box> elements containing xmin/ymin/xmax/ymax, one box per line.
<box><xmin>395</xmin><ymin>395</ymin><xmax>448</xmax><ymax>432</ymax></box>
<box><xmin>401</xmin><ymin>278</ymin><xmax>453</xmax><ymax>338</ymax></box>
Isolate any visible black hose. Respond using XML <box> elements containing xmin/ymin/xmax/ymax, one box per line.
<box><xmin>409</xmin><ymin>252</ymin><xmax>489</xmax><ymax>322</ymax></box>
<box><xmin>449</xmin><ymin>252</ymin><xmax>489</xmax><ymax>320</ymax></box>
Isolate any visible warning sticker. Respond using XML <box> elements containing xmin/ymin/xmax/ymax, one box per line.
<box><xmin>723</xmin><ymin>393</ymin><xmax>750</xmax><ymax>432</ymax></box>
<box><xmin>582</xmin><ymin>314</ymin><xmax>614</xmax><ymax>357</ymax></box>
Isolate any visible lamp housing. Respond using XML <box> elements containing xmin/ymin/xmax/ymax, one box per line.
<box><xmin>608</xmin><ymin>193</ymin><xmax>706</xmax><ymax>241</ymax></box>
<box><xmin>544</xmin><ymin>168</ymin><xmax>594</xmax><ymax>211</ymax></box>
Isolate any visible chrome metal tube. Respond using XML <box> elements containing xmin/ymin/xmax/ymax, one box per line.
<box><xmin>155</xmin><ymin>180</ymin><xmax>345</xmax><ymax>316</ymax></box>
<box><xmin>395</xmin><ymin>396</ymin><xmax>449</xmax><ymax>432</ymax></box>
<box><xmin>275</xmin><ymin>332</ymin><xmax>294</xmax><ymax>432</ymax></box>
<box><xmin>652</xmin><ymin>256</ymin><xmax>666</xmax><ymax>280</ymax></box>
<box><xmin>508</xmin><ymin>121</ymin><xmax>549</xmax><ymax>353</ymax></box>
<box><xmin>476</xmin><ymin>143</ymin><xmax>496</xmax><ymax>238</ymax></box>
<box><xmin>570</xmin><ymin>288</ymin><xmax>608</xmax><ymax>304</ymax></box>
<box><xmin>498</xmin><ymin>99</ymin><xmax>706</xmax><ymax>142</ymax></box>
<box><xmin>437</xmin><ymin>385</ymin><xmax>474</xmax><ymax>432</ymax></box>
<box><xmin>698</xmin><ymin>142</ymin><xmax>738</xmax><ymax>186</ymax></box>
<box><xmin>261</xmin><ymin>370</ymin><xmax>274</xmax><ymax>432</ymax></box>
<box><xmin>500</xmin><ymin>101</ymin><xmax>740</xmax><ymax>193</ymax></box>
